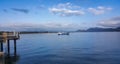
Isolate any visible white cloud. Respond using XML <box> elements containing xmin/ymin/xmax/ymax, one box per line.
<box><xmin>98</xmin><ymin>16</ymin><xmax>120</xmax><ymax>27</ymax></box>
<box><xmin>49</xmin><ymin>3</ymin><xmax>112</xmax><ymax>16</ymax></box>
<box><xmin>49</xmin><ymin>3</ymin><xmax>85</xmax><ymax>16</ymax></box>
<box><xmin>88</xmin><ymin>6</ymin><xmax>112</xmax><ymax>15</ymax></box>
<box><xmin>49</xmin><ymin>8</ymin><xmax>85</xmax><ymax>16</ymax></box>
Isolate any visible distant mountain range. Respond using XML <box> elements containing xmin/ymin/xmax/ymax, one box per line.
<box><xmin>77</xmin><ymin>27</ymin><xmax>120</xmax><ymax>32</ymax></box>
<box><xmin>0</xmin><ymin>27</ymin><xmax>120</xmax><ymax>34</ymax></box>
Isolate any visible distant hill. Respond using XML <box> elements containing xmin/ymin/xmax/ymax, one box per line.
<box><xmin>117</xmin><ymin>27</ymin><xmax>120</xmax><ymax>29</ymax></box>
<box><xmin>1</xmin><ymin>27</ymin><xmax>120</xmax><ymax>33</ymax></box>
<box><xmin>77</xmin><ymin>27</ymin><xmax>120</xmax><ymax>32</ymax></box>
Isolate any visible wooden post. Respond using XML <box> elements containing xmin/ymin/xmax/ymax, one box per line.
<box><xmin>7</xmin><ymin>40</ymin><xmax>10</xmax><ymax>56</ymax></box>
<box><xmin>0</xmin><ymin>42</ymin><xmax>3</xmax><ymax>52</ymax></box>
<box><xmin>14</xmin><ymin>39</ymin><xmax>17</xmax><ymax>56</ymax></box>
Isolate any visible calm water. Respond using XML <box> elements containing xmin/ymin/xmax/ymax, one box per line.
<box><xmin>4</xmin><ymin>32</ymin><xmax>120</xmax><ymax>64</ymax></box>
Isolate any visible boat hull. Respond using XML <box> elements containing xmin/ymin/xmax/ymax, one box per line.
<box><xmin>58</xmin><ymin>32</ymin><xmax>69</xmax><ymax>35</ymax></box>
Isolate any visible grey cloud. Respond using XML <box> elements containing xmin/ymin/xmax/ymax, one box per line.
<box><xmin>98</xmin><ymin>16</ymin><xmax>120</xmax><ymax>27</ymax></box>
<box><xmin>3</xmin><ymin>9</ymin><xmax>8</xmax><ymax>13</ymax></box>
<box><xmin>0</xmin><ymin>23</ymin><xmax>80</xmax><ymax>31</ymax></box>
<box><xmin>110</xmin><ymin>16</ymin><xmax>120</xmax><ymax>21</ymax></box>
<box><xmin>88</xmin><ymin>6</ymin><xmax>112</xmax><ymax>15</ymax></box>
<box><xmin>37</xmin><ymin>5</ymin><xmax>46</xmax><ymax>9</ymax></box>
<box><xmin>11</xmin><ymin>8</ymin><xmax>29</xmax><ymax>14</ymax></box>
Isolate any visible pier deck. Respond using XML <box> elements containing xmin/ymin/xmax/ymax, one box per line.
<box><xmin>0</xmin><ymin>32</ymin><xmax>20</xmax><ymax>41</ymax></box>
<box><xmin>0</xmin><ymin>32</ymin><xmax>20</xmax><ymax>57</ymax></box>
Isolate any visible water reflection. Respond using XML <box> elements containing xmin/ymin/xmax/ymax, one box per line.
<box><xmin>5</xmin><ymin>55</ymin><xmax>20</xmax><ymax>64</ymax></box>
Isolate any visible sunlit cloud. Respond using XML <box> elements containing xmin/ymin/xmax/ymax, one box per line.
<box><xmin>49</xmin><ymin>3</ymin><xmax>112</xmax><ymax>16</ymax></box>
<box><xmin>49</xmin><ymin>3</ymin><xmax>85</xmax><ymax>16</ymax></box>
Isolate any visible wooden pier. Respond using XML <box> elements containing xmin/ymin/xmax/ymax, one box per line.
<box><xmin>0</xmin><ymin>32</ymin><xmax>20</xmax><ymax>57</ymax></box>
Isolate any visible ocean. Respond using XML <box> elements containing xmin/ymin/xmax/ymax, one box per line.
<box><xmin>4</xmin><ymin>32</ymin><xmax>120</xmax><ymax>64</ymax></box>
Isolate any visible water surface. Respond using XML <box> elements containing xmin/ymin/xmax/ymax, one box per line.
<box><xmin>5</xmin><ymin>32</ymin><xmax>120</xmax><ymax>64</ymax></box>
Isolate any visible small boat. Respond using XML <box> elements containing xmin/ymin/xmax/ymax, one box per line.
<box><xmin>58</xmin><ymin>32</ymin><xmax>69</xmax><ymax>35</ymax></box>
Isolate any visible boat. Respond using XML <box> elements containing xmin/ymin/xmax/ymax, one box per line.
<box><xmin>58</xmin><ymin>32</ymin><xmax>69</xmax><ymax>35</ymax></box>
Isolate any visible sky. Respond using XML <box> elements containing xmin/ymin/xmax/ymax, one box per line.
<box><xmin>0</xmin><ymin>0</ymin><xmax>120</xmax><ymax>31</ymax></box>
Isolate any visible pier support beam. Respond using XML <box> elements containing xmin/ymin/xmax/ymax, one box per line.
<box><xmin>14</xmin><ymin>39</ymin><xmax>17</xmax><ymax>56</ymax></box>
<box><xmin>7</xmin><ymin>40</ymin><xmax>10</xmax><ymax>56</ymax></box>
<box><xmin>0</xmin><ymin>42</ymin><xmax>3</xmax><ymax>52</ymax></box>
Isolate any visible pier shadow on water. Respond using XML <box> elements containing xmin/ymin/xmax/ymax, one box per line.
<box><xmin>4</xmin><ymin>55</ymin><xmax>20</xmax><ymax>64</ymax></box>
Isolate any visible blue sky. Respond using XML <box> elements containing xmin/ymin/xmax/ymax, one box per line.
<box><xmin>0</xmin><ymin>0</ymin><xmax>120</xmax><ymax>31</ymax></box>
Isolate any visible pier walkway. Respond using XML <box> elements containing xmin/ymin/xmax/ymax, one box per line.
<box><xmin>0</xmin><ymin>32</ymin><xmax>20</xmax><ymax>56</ymax></box>
<box><xmin>0</xmin><ymin>32</ymin><xmax>20</xmax><ymax>64</ymax></box>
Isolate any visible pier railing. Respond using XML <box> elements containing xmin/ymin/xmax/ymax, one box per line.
<box><xmin>0</xmin><ymin>32</ymin><xmax>20</xmax><ymax>42</ymax></box>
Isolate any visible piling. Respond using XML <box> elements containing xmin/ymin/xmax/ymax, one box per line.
<box><xmin>0</xmin><ymin>42</ymin><xmax>3</xmax><ymax>52</ymax></box>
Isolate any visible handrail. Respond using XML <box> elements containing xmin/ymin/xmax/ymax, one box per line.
<box><xmin>0</xmin><ymin>32</ymin><xmax>20</xmax><ymax>42</ymax></box>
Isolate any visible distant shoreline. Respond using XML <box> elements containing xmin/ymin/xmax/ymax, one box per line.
<box><xmin>0</xmin><ymin>27</ymin><xmax>120</xmax><ymax>34</ymax></box>
<box><xmin>19</xmin><ymin>32</ymin><xmax>58</xmax><ymax>34</ymax></box>
<box><xmin>20</xmin><ymin>31</ymin><xmax>120</xmax><ymax>34</ymax></box>
<box><xmin>0</xmin><ymin>31</ymin><xmax>120</xmax><ymax>34</ymax></box>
